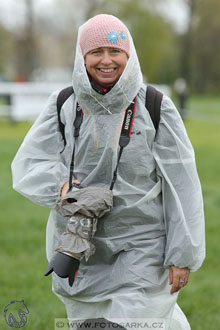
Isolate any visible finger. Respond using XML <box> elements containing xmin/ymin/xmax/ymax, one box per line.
<box><xmin>61</xmin><ymin>183</ymin><xmax>69</xmax><ymax>198</ymax></box>
<box><xmin>183</xmin><ymin>278</ymin><xmax>189</xmax><ymax>286</ymax></box>
<box><xmin>178</xmin><ymin>279</ymin><xmax>185</xmax><ymax>287</ymax></box>
<box><xmin>73</xmin><ymin>180</ymin><xmax>81</xmax><ymax>185</ymax></box>
<box><xmin>180</xmin><ymin>270</ymin><xmax>190</xmax><ymax>286</ymax></box>
<box><xmin>170</xmin><ymin>273</ymin><xmax>182</xmax><ymax>294</ymax></box>
<box><xmin>170</xmin><ymin>276</ymin><xmax>179</xmax><ymax>294</ymax></box>
<box><xmin>169</xmin><ymin>267</ymin><xmax>173</xmax><ymax>285</ymax></box>
<box><xmin>186</xmin><ymin>272</ymin><xmax>190</xmax><ymax>283</ymax></box>
<box><xmin>170</xmin><ymin>282</ymin><xmax>180</xmax><ymax>294</ymax></box>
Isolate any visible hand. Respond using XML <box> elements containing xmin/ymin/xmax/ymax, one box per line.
<box><xmin>169</xmin><ymin>265</ymin><xmax>190</xmax><ymax>294</ymax></box>
<box><xmin>60</xmin><ymin>180</ymin><xmax>81</xmax><ymax>198</ymax></box>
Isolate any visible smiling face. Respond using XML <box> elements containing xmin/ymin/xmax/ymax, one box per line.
<box><xmin>85</xmin><ymin>47</ymin><xmax>128</xmax><ymax>88</ymax></box>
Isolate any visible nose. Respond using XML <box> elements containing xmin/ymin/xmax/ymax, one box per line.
<box><xmin>101</xmin><ymin>51</ymin><xmax>112</xmax><ymax>65</ymax></box>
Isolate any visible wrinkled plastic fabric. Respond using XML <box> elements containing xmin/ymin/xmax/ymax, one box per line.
<box><xmin>56</xmin><ymin>187</ymin><xmax>113</xmax><ymax>218</ymax></box>
<box><xmin>56</xmin><ymin>214</ymin><xmax>97</xmax><ymax>260</ymax></box>
<box><xmin>55</xmin><ymin>187</ymin><xmax>113</xmax><ymax>260</ymax></box>
<box><xmin>11</xmin><ymin>16</ymin><xmax>205</xmax><ymax>330</ymax></box>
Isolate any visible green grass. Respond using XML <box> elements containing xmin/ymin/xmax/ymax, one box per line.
<box><xmin>0</xmin><ymin>122</ymin><xmax>66</xmax><ymax>330</ymax></box>
<box><xmin>186</xmin><ymin>95</ymin><xmax>220</xmax><ymax>122</ymax></box>
<box><xmin>177</xmin><ymin>118</ymin><xmax>220</xmax><ymax>329</ymax></box>
<box><xmin>0</xmin><ymin>96</ymin><xmax>220</xmax><ymax>329</ymax></box>
<box><xmin>173</xmin><ymin>95</ymin><xmax>220</xmax><ymax>328</ymax></box>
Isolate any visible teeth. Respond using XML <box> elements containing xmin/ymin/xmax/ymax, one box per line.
<box><xmin>99</xmin><ymin>69</ymin><xmax>114</xmax><ymax>73</ymax></box>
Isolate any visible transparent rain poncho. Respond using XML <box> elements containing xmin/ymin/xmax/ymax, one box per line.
<box><xmin>11</xmin><ymin>15</ymin><xmax>205</xmax><ymax>330</ymax></box>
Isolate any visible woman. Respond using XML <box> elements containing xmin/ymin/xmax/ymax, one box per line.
<box><xmin>11</xmin><ymin>14</ymin><xmax>205</xmax><ymax>329</ymax></box>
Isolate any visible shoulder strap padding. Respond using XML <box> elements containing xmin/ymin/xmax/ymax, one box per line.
<box><xmin>145</xmin><ymin>85</ymin><xmax>163</xmax><ymax>131</ymax></box>
<box><xmin>57</xmin><ymin>86</ymin><xmax>74</xmax><ymax>146</ymax></box>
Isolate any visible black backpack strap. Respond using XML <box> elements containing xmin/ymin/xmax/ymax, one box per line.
<box><xmin>57</xmin><ymin>86</ymin><xmax>74</xmax><ymax>146</ymax></box>
<box><xmin>56</xmin><ymin>84</ymin><xmax>162</xmax><ymax>145</ymax></box>
<box><xmin>145</xmin><ymin>85</ymin><xmax>163</xmax><ymax>131</ymax></box>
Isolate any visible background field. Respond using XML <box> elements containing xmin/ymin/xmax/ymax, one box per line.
<box><xmin>0</xmin><ymin>96</ymin><xmax>220</xmax><ymax>329</ymax></box>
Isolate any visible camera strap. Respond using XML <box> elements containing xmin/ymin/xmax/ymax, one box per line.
<box><xmin>69</xmin><ymin>103</ymin><xmax>84</xmax><ymax>191</ymax></box>
<box><xmin>69</xmin><ymin>98</ymin><xmax>137</xmax><ymax>192</ymax></box>
<box><xmin>110</xmin><ymin>97</ymin><xmax>137</xmax><ymax>190</ymax></box>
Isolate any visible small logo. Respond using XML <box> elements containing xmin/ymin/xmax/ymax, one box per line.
<box><xmin>120</xmin><ymin>31</ymin><xmax>126</xmax><ymax>39</ymax></box>
<box><xmin>4</xmin><ymin>300</ymin><xmax>29</xmax><ymax>328</ymax></box>
<box><xmin>107</xmin><ymin>31</ymin><xmax>119</xmax><ymax>44</ymax></box>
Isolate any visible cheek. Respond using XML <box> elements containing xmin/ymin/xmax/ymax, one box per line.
<box><xmin>85</xmin><ymin>57</ymin><xmax>94</xmax><ymax>71</ymax></box>
<box><xmin>120</xmin><ymin>56</ymin><xmax>128</xmax><ymax>71</ymax></box>
<box><xmin>118</xmin><ymin>61</ymin><xmax>127</xmax><ymax>75</ymax></box>
<box><xmin>85</xmin><ymin>62</ymin><xmax>95</xmax><ymax>77</ymax></box>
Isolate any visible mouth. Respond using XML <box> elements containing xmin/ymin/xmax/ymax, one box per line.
<box><xmin>98</xmin><ymin>68</ymin><xmax>116</xmax><ymax>73</ymax></box>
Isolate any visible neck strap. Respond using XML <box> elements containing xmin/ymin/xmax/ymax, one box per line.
<box><xmin>110</xmin><ymin>97</ymin><xmax>137</xmax><ymax>190</ymax></box>
<box><xmin>69</xmin><ymin>98</ymin><xmax>137</xmax><ymax>192</ymax></box>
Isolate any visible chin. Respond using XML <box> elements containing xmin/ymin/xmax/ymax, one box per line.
<box><xmin>99</xmin><ymin>79</ymin><xmax>116</xmax><ymax>87</ymax></box>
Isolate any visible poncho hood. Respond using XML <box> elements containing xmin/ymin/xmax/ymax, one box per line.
<box><xmin>72</xmin><ymin>17</ymin><xmax>143</xmax><ymax>115</ymax></box>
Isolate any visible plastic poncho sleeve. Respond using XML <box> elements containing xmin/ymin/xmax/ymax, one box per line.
<box><xmin>11</xmin><ymin>91</ymin><xmax>69</xmax><ymax>208</ymax></box>
<box><xmin>152</xmin><ymin>95</ymin><xmax>205</xmax><ymax>272</ymax></box>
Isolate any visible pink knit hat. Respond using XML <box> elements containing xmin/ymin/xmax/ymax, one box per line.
<box><xmin>80</xmin><ymin>14</ymin><xmax>130</xmax><ymax>57</ymax></box>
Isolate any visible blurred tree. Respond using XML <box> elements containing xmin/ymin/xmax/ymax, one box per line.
<box><xmin>179</xmin><ymin>0</ymin><xmax>195</xmax><ymax>83</ymax></box>
<box><xmin>14</xmin><ymin>0</ymin><xmax>38</xmax><ymax>81</ymax></box>
<box><xmin>82</xmin><ymin>0</ymin><xmax>107</xmax><ymax>20</ymax></box>
<box><xmin>0</xmin><ymin>24</ymin><xmax>14</xmax><ymax>80</ymax></box>
<box><xmin>181</xmin><ymin>0</ymin><xmax>220</xmax><ymax>93</ymax></box>
<box><xmin>192</xmin><ymin>0</ymin><xmax>220</xmax><ymax>93</ymax></box>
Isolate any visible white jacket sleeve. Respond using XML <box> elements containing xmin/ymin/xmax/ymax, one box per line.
<box><xmin>11</xmin><ymin>91</ymin><xmax>69</xmax><ymax>208</ymax></box>
<box><xmin>152</xmin><ymin>95</ymin><xmax>205</xmax><ymax>271</ymax></box>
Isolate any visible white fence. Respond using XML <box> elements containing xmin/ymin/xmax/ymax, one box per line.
<box><xmin>0</xmin><ymin>82</ymin><xmax>67</xmax><ymax>121</ymax></box>
<box><xmin>0</xmin><ymin>82</ymin><xmax>171</xmax><ymax>122</ymax></box>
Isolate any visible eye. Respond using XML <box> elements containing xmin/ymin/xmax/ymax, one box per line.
<box><xmin>90</xmin><ymin>49</ymin><xmax>101</xmax><ymax>55</ymax></box>
<box><xmin>111</xmin><ymin>49</ymin><xmax>120</xmax><ymax>54</ymax></box>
